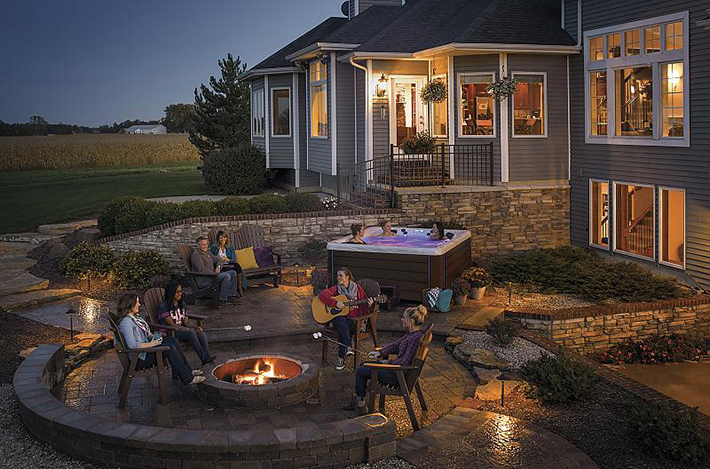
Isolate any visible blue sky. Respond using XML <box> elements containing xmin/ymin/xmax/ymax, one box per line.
<box><xmin>0</xmin><ymin>0</ymin><xmax>342</xmax><ymax>126</ymax></box>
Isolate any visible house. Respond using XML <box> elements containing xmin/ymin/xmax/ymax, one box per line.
<box><xmin>124</xmin><ymin>124</ymin><xmax>167</xmax><ymax>134</ymax></box>
<box><xmin>243</xmin><ymin>0</ymin><xmax>710</xmax><ymax>292</ymax></box>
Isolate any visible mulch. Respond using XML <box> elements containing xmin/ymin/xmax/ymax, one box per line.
<box><xmin>478</xmin><ymin>379</ymin><xmax>710</xmax><ymax>469</ymax></box>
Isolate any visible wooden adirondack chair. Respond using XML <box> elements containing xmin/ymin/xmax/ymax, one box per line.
<box><xmin>365</xmin><ymin>324</ymin><xmax>434</xmax><ymax>431</ymax></box>
<box><xmin>108</xmin><ymin>312</ymin><xmax>170</xmax><ymax>408</ymax></box>
<box><xmin>177</xmin><ymin>244</ymin><xmax>220</xmax><ymax>308</ymax></box>
<box><xmin>320</xmin><ymin>279</ymin><xmax>381</xmax><ymax>369</ymax></box>
<box><xmin>231</xmin><ymin>224</ymin><xmax>282</xmax><ymax>287</ymax></box>
<box><xmin>207</xmin><ymin>226</ymin><xmax>232</xmax><ymax>245</ymax></box>
<box><xmin>143</xmin><ymin>287</ymin><xmax>208</xmax><ymax>335</ymax></box>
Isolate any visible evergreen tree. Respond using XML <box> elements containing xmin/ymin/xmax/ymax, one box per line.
<box><xmin>189</xmin><ymin>54</ymin><xmax>250</xmax><ymax>157</ymax></box>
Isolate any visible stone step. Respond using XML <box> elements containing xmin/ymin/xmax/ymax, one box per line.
<box><xmin>38</xmin><ymin>219</ymin><xmax>97</xmax><ymax>236</ymax></box>
<box><xmin>0</xmin><ymin>241</ymin><xmax>36</xmax><ymax>254</ymax></box>
<box><xmin>0</xmin><ymin>233</ymin><xmax>58</xmax><ymax>245</ymax></box>
<box><xmin>0</xmin><ymin>257</ymin><xmax>37</xmax><ymax>271</ymax></box>
<box><xmin>459</xmin><ymin>306</ymin><xmax>504</xmax><ymax>330</ymax></box>
<box><xmin>0</xmin><ymin>288</ymin><xmax>82</xmax><ymax>312</ymax></box>
<box><xmin>0</xmin><ymin>271</ymin><xmax>49</xmax><ymax>297</ymax></box>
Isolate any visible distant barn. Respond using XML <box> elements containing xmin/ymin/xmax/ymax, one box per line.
<box><xmin>124</xmin><ymin>124</ymin><xmax>166</xmax><ymax>135</ymax></box>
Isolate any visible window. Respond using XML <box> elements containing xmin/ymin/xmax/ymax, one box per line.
<box><xmin>625</xmin><ymin>30</ymin><xmax>640</xmax><ymax>56</ymax></box>
<box><xmin>665</xmin><ymin>22</ymin><xmax>683</xmax><ymax>51</ymax></box>
<box><xmin>459</xmin><ymin>74</ymin><xmax>494</xmax><ymax>136</ymax></box>
<box><xmin>607</xmin><ymin>33</ymin><xmax>621</xmax><ymax>59</ymax></box>
<box><xmin>590</xmin><ymin>71</ymin><xmax>607</xmax><ymax>136</ymax></box>
<box><xmin>645</xmin><ymin>26</ymin><xmax>661</xmax><ymax>53</ymax></box>
<box><xmin>310</xmin><ymin>62</ymin><xmax>327</xmax><ymax>138</ymax></box>
<box><xmin>614</xmin><ymin>183</ymin><xmax>654</xmax><ymax>259</ymax></box>
<box><xmin>271</xmin><ymin>88</ymin><xmax>290</xmax><ymax>137</ymax></box>
<box><xmin>615</xmin><ymin>67</ymin><xmax>652</xmax><ymax>137</ymax></box>
<box><xmin>660</xmin><ymin>188</ymin><xmax>685</xmax><ymax>268</ymax></box>
<box><xmin>661</xmin><ymin>62</ymin><xmax>684</xmax><ymax>137</ymax></box>
<box><xmin>590</xmin><ymin>180</ymin><xmax>610</xmax><ymax>249</ymax></box>
<box><xmin>431</xmin><ymin>75</ymin><xmax>448</xmax><ymax>138</ymax></box>
<box><xmin>589</xmin><ymin>37</ymin><xmax>604</xmax><ymax>61</ymax></box>
<box><xmin>512</xmin><ymin>74</ymin><xmax>545</xmax><ymax>136</ymax></box>
<box><xmin>251</xmin><ymin>88</ymin><xmax>265</xmax><ymax>137</ymax></box>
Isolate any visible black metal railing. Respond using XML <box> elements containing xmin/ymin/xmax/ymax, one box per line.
<box><xmin>337</xmin><ymin>142</ymin><xmax>494</xmax><ymax>209</ymax></box>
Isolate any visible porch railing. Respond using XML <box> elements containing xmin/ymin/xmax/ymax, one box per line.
<box><xmin>337</xmin><ymin>142</ymin><xmax>494</xmax><ymax>208</ymax></box>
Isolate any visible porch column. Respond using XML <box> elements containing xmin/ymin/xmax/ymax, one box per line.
<box><xmin>499</xmin><ymin>52</ymin><xmax>509</xmax><ymax>183</ymax></box>
<box><xmin>265</xmin><ymin>75</ymin><xmax>270</xmax><ymax>169</ymax></box>
<box><xmin>448</xmin><ymin>55</ymin><xmax>455</xmax><ymax>180</ymax></box>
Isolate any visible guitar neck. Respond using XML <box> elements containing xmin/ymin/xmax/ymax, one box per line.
<box><xmin>344</xmin><ymin>296</ymin><xmax>378</xmax><ymax>307</ymax></box>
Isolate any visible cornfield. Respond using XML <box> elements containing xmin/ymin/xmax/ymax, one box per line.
<box><xmin>0</xmin><ymin>134</ymin><xmax>201</xmax><ymax>171</ymax></box>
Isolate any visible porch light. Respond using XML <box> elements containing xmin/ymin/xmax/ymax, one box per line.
<box><xmin>375</xmin><ymin>73</ymin><xmax>388</xmax><ymax>97</ymax></box>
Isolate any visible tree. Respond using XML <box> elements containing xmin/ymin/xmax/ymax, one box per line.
<box><xmin>163</xmin><ymin>103</ymin><xmax>196</xmax><ymax>133</ymax></box>
<box><xmin>189</xmin><ymin>54</ymin><xmax>250</xmax><ymax>157</ymax></box>
<box><xmin>29</xmin><ymin>115</ymin><xmax>48</xmax><ymax>135</ymax></box>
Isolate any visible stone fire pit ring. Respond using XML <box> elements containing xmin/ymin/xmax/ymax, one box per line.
<box><xmin>197</xmin><ymin>353</ymin><xmax>320</xmax><ymax>408</ymax></box>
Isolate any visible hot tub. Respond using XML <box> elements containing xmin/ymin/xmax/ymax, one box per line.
<box><xmin>327</xmin><ymin>227</ymin><xmax>472</xmax><ymax>301</ymax></box>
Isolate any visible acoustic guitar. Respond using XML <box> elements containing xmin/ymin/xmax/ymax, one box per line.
<box><xmin>312</xmin><ymin>294</ymin><xmax>388</xmax><ymax>324</ymax></box>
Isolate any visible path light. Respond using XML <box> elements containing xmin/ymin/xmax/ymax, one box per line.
<box><xmin>507</xmin><ymin>282</ymin><xmax>513</xmax><ymax>305</ymax></box>
<box><xmin>497</xmin><ymin>373</ymin><xmax>511</xmax><ymax>407</ymax></box>
<box><xmin>66</xmin><ymin>308</ymin><xmax>76</xmax><ymax>342</ymax></box>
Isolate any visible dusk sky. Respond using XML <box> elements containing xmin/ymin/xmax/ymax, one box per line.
<box><xmin>0</xmin><ymin>0</ymin><xmax>343</xmax><ymax>126</ymax></box>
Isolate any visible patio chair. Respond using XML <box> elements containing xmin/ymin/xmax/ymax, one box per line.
<box><xmin>143</xmin><ymin>287</ymin><xmax>208</xmax><ymax>336</ymax></box>
<box><xmin>231</xmin><ymin>224</ymin><xmax>282</xmax><ymax>287</ymax></box>
<box><xmin>320</xmin><ymin>278</ymin><xmax>381</xmax><ymax>369</ymax></box>
<box><xmin>207</xmin><ymin>226</ymin><xmax>233</xmax><ymax>245</ymax></box>
<box><xmin>177</xmin><ymin>244</ymin><xmax>220</xmax><ymax>309</ymax></box>
<box><xmin>108</xmin><ymin>312</ymin><xmax>170</xmax><ymax>408</ymax></box>
<box><xmin>365</xmin><ymin>324</ymin><xmax>434</xmax><ymax>431</ymax></box>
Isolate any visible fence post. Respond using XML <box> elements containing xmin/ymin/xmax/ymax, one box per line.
<box><xmin>489</xmin><ymin>141</ymin><xmax>494</xmax><ymax>186</ymax></box>
<box><xmin>389</xmin><ymin>144</ymin><xmax>396</xmax><ymax>208</ymax></box>
<box><xmin>440</xmin><ymin>143</ymin><xmax>446</xmax><ymax>188</ymax></box>
<box><xmin>336</xmin><ymin>163</ymin><xmax>341</xmax><ymax>204</ymax></box>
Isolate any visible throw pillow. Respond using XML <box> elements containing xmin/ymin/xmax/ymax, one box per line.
<box><xmin>436</xmin><ymin>289</ymin><xmax>453</xmax><ymax>313</ymax></box>
<box><xmin>235</xmin><ymin>247</ymin><xmax>259</xmax><ymax>270</ymax></box>
<box><xmin>253</xmin><ymin>246</ymin><xmax>274</xmax><ymax>267</ymax></box>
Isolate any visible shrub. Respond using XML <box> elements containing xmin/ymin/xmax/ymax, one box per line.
<box><xmin>61</xmin><ymin>242</ymin><xmax>116</xmax><ymax>281</ymax></box>
<box><xmin>180</xmin><ymin>200</ymin><xmax>215</xmax><ymax>218</ymax></box>
<box><xmin>521</xmin><ymin>353</ymin><xmax>596</xmax><ymax>405</ymax></box>
<box><xmin>298</xmin><ymin>239</ymin><xmax>327</xmax><ymax>266</ymax></box>
<box><xmin>451</xmin><ymin>278</ymin><xmax>471</xmax><ymax>297</ymax></box>
<box><xmin>630</xmin><ymin>401</ymin><xmax>710</xmax><ymax>463</ymax></box>
<box><xmin>321</xmin><ymin>197</ymin><xmax>340</xmax><ymax>211</ymax></box>
<box><xmin>284</xmin><ymin>193</ymin><xmax>323</xmax><ymax>213</ymax></box>
<box><xmin>113</xmin><ymin>197</ymin><xmax>153</xmax><ymax>235</ymax></box>
<box><xmin>201</xmin><ymin>143</ymin><xmax>267</xmax><ymax>195</ymax></box>
<box><xmin>112</xmin><ymin>250</ymin><xmax>169</xmax><ymax>290</ymax></box>
<box><xmin>310</xmin><ymin>268</ymin><xmax>330</xmax><ymax>291</ymax></box>
<box><xmin>214</xmin><ymin>197</ymin><xmax>249</xmax><ymax>216</ymax></box>
<box><xmin>486</xmin><ymin>246</ymin><xmax>687</xmax><ymax>303</ymax></box>
<box><xmin>461</xmin><ymin>267</ymin><xmax>492</xmax><ymax>288</ymax></box>
<box><xmin>144</xmin><ymin>202</ymin><xmax>184</xmax><ymax>227</ymax></box>
<box><xmin>98</xmin><ymin>196</ymin><xmax>147</xmax><ymax>237</ymax></box>
<box><xmin>485</xmin><ymin>318</ymin><xmax>522</xmax><ymax>347</ymax></box>
<box><xmin>248</xmin><ymin>194</ymin><xmax>288</xmax><ymax>214</ymax></box>
<box><xmin>400</xmin><ymin>130</ymin><xmax>435</xmax><ymax>154</ymax></box>
<box><xmin>599</xmin><ymin>334</ymin><xmax>710</xmax><ymax>365</ymax></box>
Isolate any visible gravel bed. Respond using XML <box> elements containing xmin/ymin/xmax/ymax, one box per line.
<box><xmin>462</xmin><ymin>330</ymin><xmax>552</xmax><ymax>369</ymax></box>
<box><xmin>490</xmin><ymin>287</ymin><xmax>597</xmax><ymax>310</ymax></box>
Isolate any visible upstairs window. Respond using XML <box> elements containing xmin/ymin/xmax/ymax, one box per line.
<box><xmin>661</xmin><ymin>62</ymin><xmax>684</xmax><ymax>138</ymax></box>
<box><xmin>589</xmin><ymin>37</ymin><xmax>604</xmax><ymax>61</ymax></box>
<box><xmin>665</xmin><ymin>22</ymin><xmax>683</xmax><ymax>51</ymax></box>
<box><xmin>614</xmin><ymin>67</ymin><xmax>652</xmax><ymax>137</ymax></box>
<box><xmin>645</xmin><ymin>26</ymin><xmax>661</xmax><ymax>53</ymax></box>
<box><xmin>310</xmin><ymin>62</ymin><xmax>328</xmax><ymax>138</ymax></box>
<box><xmin>625</xmin><ymin>30</ymin><xmax>640</xmax><ymax>56</ymax></box>
<box><xmin>607</xmin><ymin>33</ymin><xmax>621</xmax><ymax>59</ymax></box>
<box><xmin>590</xmin><ymin>71</ymin><xmax>608</xmax><ymax>136</ymax></box>
<box><xmin>252</xmin><ymin>88</ymin><xmax>265</xmax><ymax>137</ymax></box>
<box><xmin>512</xmin><ymin>74</ymin><xmax>546</xmax><ymax>137</ymax></box>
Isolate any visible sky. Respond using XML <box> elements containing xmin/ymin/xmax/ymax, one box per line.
<box><xmin>0</xmin><ymin>0</ymin><xmax>343</xmax><ymax>127</ymax></box>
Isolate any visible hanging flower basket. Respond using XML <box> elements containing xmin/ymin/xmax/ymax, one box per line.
<box><xmin>420</xmin><ymin>79</ymin><xmax>447</xmax><ymax>103</ymax></box>
<box><xmin>486</xmin><ymin>76</ymin><xmax>519</xmax><ymax>100</ymax></box>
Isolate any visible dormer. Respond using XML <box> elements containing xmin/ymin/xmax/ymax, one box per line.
<box><xmin>341</xmin><ymin>0</ymin><xmax>405</xmax><ymax>20</ymax></box>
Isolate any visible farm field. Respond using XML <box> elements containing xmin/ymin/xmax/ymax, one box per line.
<box><xmin>0</xmin><ymin>133</ymin><xmax>200</xmax><ymax>171</ymax></box>
<box><xmin>0</xmin><ymin>164</ymin><xmax>210</xmax><ymax>234</ymax></box>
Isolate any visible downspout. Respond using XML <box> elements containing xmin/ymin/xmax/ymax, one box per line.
<box><xmin>349</xmin><ymin>57</ymin><xmax>369</xmax><ymax>162</ymax></box>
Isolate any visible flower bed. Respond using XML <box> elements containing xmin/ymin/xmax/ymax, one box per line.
<box><xmin>599</xmin><ymin>334</ymin><xmax>710</xmax><ymax>365</ymax></box>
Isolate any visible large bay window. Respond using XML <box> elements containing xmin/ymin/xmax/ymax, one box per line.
<box><xmin>660</xmin><ymin>188</ymin><xmax>685</xmax><ymax>268</ymax></box>
<box><xmin>310</xmin><ymin>62</ymin><xmax>327</xmax><ymax>138</ymax></box>
<box><xmin>271</xmin><ymin>88</ymin><xmax>291</xmax><ymax>137</ymax></box>
<box><xmin>614</xmin><ymin>183</ymin><xmax>654</xmax><ymax>259</ymax></box>
<box><xmin>459</xmin><ymin>73</ymin><xmax>494</xmax><ymax>136</ymax></box>
<box><xmin>585</xmin><ymin>13</ymin><xmax>688</xmax><ymax>146</ymax></box>
<box><xmin>431</xmin><ymin>74</ymin><xmax>448</xmax><ymax>138</ymax></box>
<box><xmin>512</xmin><ymin>73</ymin><xmax>546</xmax><ymax>137</ymax></box>
<box><xmin>252</xmin><ymin>88</ymin><xmax>265</xmax><ymax>137</ymax></box>
<box><xmin>590</xmin><ymin>180</ymin><xmax>610</xmax><ymax>249</ymax></box>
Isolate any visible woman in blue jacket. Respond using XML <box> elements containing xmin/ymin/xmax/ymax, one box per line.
<box><xmin>210</xmin><ymin>230</ymin><xmax>244</xmax><ymax>296</ymax></box>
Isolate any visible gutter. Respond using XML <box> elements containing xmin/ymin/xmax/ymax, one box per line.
<box><xmin>241</xmin><ymin>66</ymin><xmax>302</xmax><ymax>80</ymax></box>
<box><xmin>285</xmin><ymin>42</ymin><xmax>361</xmax><ymax>62</ymax></box>
<box><xmin>414</xmin><ymin>43</ymin><xmax>582</xmax><ymax>57</ymax></box>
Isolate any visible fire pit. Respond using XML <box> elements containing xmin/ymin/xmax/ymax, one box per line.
<box><xmin>198</xmin><ymin>354</ymin><xmax>319</xmax><ymax>408</ymax></box>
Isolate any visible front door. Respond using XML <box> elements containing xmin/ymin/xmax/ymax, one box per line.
<box><xmin>390</xmin><ymin>77</ymin><xmax>428</xmax><ymax>147</ymax></box>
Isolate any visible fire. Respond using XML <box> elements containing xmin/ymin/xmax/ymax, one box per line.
<box><xmin>233</xmin><ymin>358</ymin><xmax>287</xmax><ymax>385</ymax></box>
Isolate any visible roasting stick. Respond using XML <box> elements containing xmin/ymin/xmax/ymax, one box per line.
<box><xmin>312</xmin><ymin>332</ymin><xmax>372</xmax><ymax>357</ymax></box>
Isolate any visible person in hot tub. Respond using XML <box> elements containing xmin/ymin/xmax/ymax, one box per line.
<box><xmin>375</xmin><ymin>220</ymin><xmax>397</xmax><ymax>237</ymax></box>
<box><xmin>347</xmin><ymin>223</ymin><xmax>367</xmax><ymax>244</ymax></box>
<box><xmin>430</xmin><ymin>221</ymin><xmax>446</xmax><ymax>240</ymax></box>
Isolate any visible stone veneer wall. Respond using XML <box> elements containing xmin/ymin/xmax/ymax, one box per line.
<box><xmin>506</xmin><ymin>296</ymin><xmax>710</xmax><ymax>354</ymax></box>
<box><xmin>396</xmin><ymin>185</ymin><xmax>570</xmax><ymax>257</ymax></box>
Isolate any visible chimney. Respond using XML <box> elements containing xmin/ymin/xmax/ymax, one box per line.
<box><xmin>343</xmin><ymin>0</ymin><xmax>404</xmax><ymax>19</ymax></box>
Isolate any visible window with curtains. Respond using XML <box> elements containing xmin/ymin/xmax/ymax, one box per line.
<box><xmin>310</xmin><ymin>62</ymin><xmax>327</xmax><ymax>138</ymax></box>
<box><xmin>512</xmin><ymin>73</ymin><xmax>545</xmax><ymax>136</ymax></box>
<box><xmin>251</xmin><ymin>88</ymin><xmax>264</xmax><ymax>137</ymax></box>
<box><xmin>459</xmin><ymin>73</ymin><xmax>494</xmax><ymax>136</ymax></box>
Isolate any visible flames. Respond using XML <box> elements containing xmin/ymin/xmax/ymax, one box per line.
<box><xmin>233</xmin><ymin>358</ymin><xmax>287</xmax><ymax>385</ymax></box>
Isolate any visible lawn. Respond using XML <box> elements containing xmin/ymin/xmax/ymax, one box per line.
<box><xmin>0</xmin><ymin>164</ymin><xmax>210</xmax><ymax>233</ymax></box>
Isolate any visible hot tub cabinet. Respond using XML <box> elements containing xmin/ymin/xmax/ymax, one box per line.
<box><xmin>327</xmin><ymin>228</ymin><xmax>472</xmax><ymax>302</ymax></box>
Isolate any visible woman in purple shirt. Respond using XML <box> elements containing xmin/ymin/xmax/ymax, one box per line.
<box><xmin>347</xmin><ymin>305</ymin><xmax>428</xmax><ymax>413</ymax></box>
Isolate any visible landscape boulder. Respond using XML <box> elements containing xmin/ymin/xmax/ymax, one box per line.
<box><xmin>48</xmin><ymin>242</ymin><xmax>70</xmax><ymax>259</ymax></box>
<box><xmin>452</xmin><ymin>344</ymin><xmax>512</xmax><ymax>370</ymax></box>
<box><xmin>76</xmin><ymin>228</ymin><xmax>101</xmax><ymax>242</ymax></box>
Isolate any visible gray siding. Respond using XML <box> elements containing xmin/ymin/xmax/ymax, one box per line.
<box><xmin>563</xmin><ymin>0</ymin><xmax>578</xmax><ymax>43</ymax></box>
<box><xmin>570</xmin><ymin>0</ymin><xmax>710</xmax><ymax>291</ymax></box>
<box><xmin>267</xmin><ymin>74</ymin><xmax>295</xmax><ymax>169</ymax></box>
<box><xmin>453</xmin><ymin>55</ymin><xmax>501</xmax><ymax>183</ymax></box>
<box><xmin>507</xmin><ymin>54</ymin><xmax>569</xmax><ymax>182</ymax></box>
<box><xmin>251</xmin><ymin>77</ymin><xmax>265</xmax><ymax>152</ymax></box>
<box><xmin>298</xmin><ymin>73</ymin><xmax>320</xmax><ymax>188</ymax></box>
<box><xmin>337</xmin><ymin>56</ymin><xmax>356</xmax><ymax>168</ymax></box>
<box><xmin>307</xmin><ymin>60</ymin><xmax>333</xmax><ymax>175</ymax></box>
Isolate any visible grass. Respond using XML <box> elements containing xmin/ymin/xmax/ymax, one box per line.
<box><xmin>0</xmin><ymin>164</ymin><xmax>210</xmax><ymax>234</ymax></box>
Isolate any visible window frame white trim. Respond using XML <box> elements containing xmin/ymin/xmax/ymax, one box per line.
<box><xmin>456</xmin><ymin>71</ymin><xmax>497</xmax><ymax>139</ymax></box>
<box><xmin>584</xmin><ymin>11</ymin><xmax>690</xmax><ymax>148</ymax></box>
<box><xmin>310</xmin><ymin>60</ymin><xmax>329</xmax><ymax>140</ymax></box>
<box><xmin>510</xmin><ymin>71</ymin><xmax>548</xmax><ymax>139</ymax></box>
<box><xmin>588</xmin><ymin>178</ymin><xmax>611</xmax><ymax>251</ymax></box>
<box><xmin>270</xmin><ymin>87</ymin><xmax>292</xmax><ymax>138</ymax></box>
<box><xmin>292</xmin><ymin>73</ymin><xmax>300</xmax><ymax>186</ymax></box>
<box><xmin>611</xmin><ymin>180</ymin><xmax>656</xmax><ymax>262</ymax></box>
<box><xmin>330</xmin><ymin>53</ymin><xmax>337</xmax><ymax>176</ymax></box>
<box><xmin>264</xmin><ymin>75</ymin><xmax>270</xmax><ymax>168</ymax></box>
<box><xmin>658</xmin><ymin>185</ymin><xmax>686</xmax><ymax>271</ymax></box>
<box><xmin>388</xmin><ymin>75</ymin><xmax>429</xmax><ymax>146</ymax></box>
<box><xmin>251</xmin><ymin>87</ymin><xmax>265</xmax><ymax>138</ymax></box>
